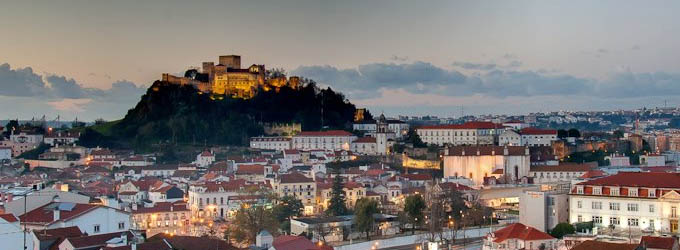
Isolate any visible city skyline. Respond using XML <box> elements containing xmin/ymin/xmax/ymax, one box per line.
<box><xmin>2</xmin><ymin>0</ymin><xmax>680</xmax><ymax>120</ymax></box>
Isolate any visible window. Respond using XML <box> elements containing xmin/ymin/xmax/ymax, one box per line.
<box><xmin>577</xmin><ymin>201</ymin><xmax>582</xmax><ymax>209</ymax></box>
<box><xmin>650</xmin><ymin>204</ymin><xmax>655</xmax><ymax>213</ymax></box>
<box><xmin>118</xmin><ymin>222</ymin><xmax>125</xmax><ymax>230</ymax></box>
<box><xmin>593</xmin><ymin>187</ymin><xmax>602</xmax><ymax>195</ymax></box>
<box><xmin>610</xmin><ymin>217</ymin><xmax>620</xmax><ymax>225</ymax></box>
<box><xmin>649</xmin><ymin>219</ymin><xmax>655</xmax><ymax>228</ymax></box>
<box><xmin>610</xmin><ymin>188</ymin><xmax>619</xmax><ymax>196</ymax></box>
<box><xmin>649</xmin><ymin>189</ymin><xmax>656</xmax><ymax>197</ymax></box>
<box><xmin>592</xmin><ymin>201</ymin><xmax>602</xmax><ymax>209</ymax></box>
<box><xmin>627</xmin><ymin>203</ymin><xmax>638</xmax><ymax>212</ymax></box>
<box><xmin>592</xmin><ymin>216</ymin><xmax>602</xmax><ymax>224</ymax></box>
<box><xmin>609</xmin><ymin>202</ymin><xmax>620</xmax><ymax>211</ymax></box>
<box><xmin>672</xmin><ymin>207</ymin><xmax>677</xmax><ymax>218</ymax></box>
<box><xmin>94</xmin><ymin>224</ymin><xmax>101</xmax><ymax>233</ymax></box>
<box><xmin>577</xmin><ymin>215</ymin><xmax>583</xmax><ymax>222</ymax></box>
<box><xmin>628</xmin><ymin>218</ymin><xmax>639</xmax><ymax>227</ymax></box>
<box><xmin>576</xmin><ymin>186</ymin><xmax>584</xmax><ymax>194</ymax></box>
<box><xmin>629</xmin><ymin>189</ymin><xmax>638</xmax><ymax>197</ymax></box>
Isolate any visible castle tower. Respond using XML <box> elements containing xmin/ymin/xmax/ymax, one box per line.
<box><xmin>202</xmin><ymin>62</ymin><xmax>215</xmax><ymax>81</ymax></box>
<box><xmin>219</xmin><ymin>55</ymin><xmax>241</xmax><ymax>69</ymax></box>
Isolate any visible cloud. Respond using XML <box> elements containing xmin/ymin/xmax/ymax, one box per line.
<box><xmin>452</xmin><ymin>62</ymin><xmax>497</xmax><ymax>70</ymax></box>
<box><xmin>390</xmin><ymin>55</ymin><xmax>409</xmax><ymax>61</ymax></box>
<box><xmin>0</xmin><ymin>63</ymin><xmax>146</xmax><ymax>120</ymax></box>
<box><xmin>292</xmin><ymin>61</ymin><xmax>680</xmax><ymax>104</ymax></box>
<box><xmin>631</xmin><ymin>45</ymin><xmax>641</xmax><ymax>50</ymax></box>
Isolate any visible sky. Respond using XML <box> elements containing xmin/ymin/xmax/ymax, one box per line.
<box><xmin>2</xmin><ymin>0</ymin><xmax>680</xmax><ymax>121</ymax></box>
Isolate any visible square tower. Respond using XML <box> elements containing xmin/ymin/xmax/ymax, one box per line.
<box><xmin>219</xmin><ymin>55</ymin><xmax>241</xmax><ymax>69</ymax></box>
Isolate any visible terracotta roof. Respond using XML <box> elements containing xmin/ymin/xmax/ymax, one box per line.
<box><xmin>353</xmin><ymin>137</ymin><xmax>376</xmax><ymax>143</ymax></box>
<box><xmin>65</xmin><ymin>231</ymin><xmax>133</xmax><ymax>249</ymax></box>
<box><xmin>577</xmin><ymin>172</ymin><xmax>680</xmax><ymax>188</ymax></box>
<box><xmin>530</xmin><ymin>164</ymin><xmax>594</xmax><ymax>172</ymax></box>
<box><xmin>101</xmin><ymin>241</ymin><xmax>172</xmax><ymax>250</ymax></box>
<box><xmin>148</xmin><ymin>234</ymin><xmax>237</xmax><ymax>250</ymax></box>
<box><xmin>418</xmin><ymin>121</ymin><xmax>503</xmax><ymax>130</ymax></box>
<box><xmin>641</xmin><ymin>236</ymin><xmax>676</xmax><ymax>250</ymax></box>
<box><xmin>280</xmin><ymin>172</ymin><xmax>314</xmax><ymax>183</ymax></box>
<box><xmin>33</xmin><ymin>226</ymin><xmax>84</xmax><ymax>241</ymax></box>
<box><xmin>132</xmin><ymin>202</ymin><xmax>189</xmax><ymax>214</ymax></box>
<box><xmin>492</xmin><ymin>223</ymin><xmax>554</xmax><ymax>243</ymax></box>
<box><xmin>491</xmin><ymin>169</ymin><xmax>504</xmax><ymax>175</ymax></box>
<box><xmin>446</xmin><ymin>145</ymin><xmax>526</xmax><ymax>156</ymax></box>
<box><xmin>519</xmin><ymin>127</ymin><xmax>557</xmax><ymax>135</ymax></box>
<box><xmin>403</xmin><ymin>173</ymin><xmax>431</xmax><ymax>181</ymax></box>
<box><xmin>19</xmin><ymin>202</ymin><xmax>100</xmax><ymax>225</ymax></box>
<box><xmin>236</xmin><ymin>164</ymin><xmax>265</xmax><ymax>175</ymax></box>
<box><xmin>284</xmin><ymin>149</ymin><xmax>300</xmax><ymax>154</ymax></box>
<box><xmin>272</xmin><ymin>235</ymin><xmax>327</xmax><ymax>250</ymax></box>
<box><xmin>570</xmin><ymin>240</ymin><xmax>639</xmax><ymax>250</ymax></box>
<box><xmin>296</xmin><ymin>130</ymin><xmax>354</xmax><ymax>137</ymax></box>
<box><xmin>0</xmin><ymin>213</ymin><xmax>18</xmax><ymax>223</ymax></box>
<box><xmin>438</xmin><ymin>182</ymin><xmax>473</xmax><ymax>191</ymax></box>
<box><xmin>82</xmin><ymin>166</ymin><xmax>110</xmax><ymax>174</ymax></box>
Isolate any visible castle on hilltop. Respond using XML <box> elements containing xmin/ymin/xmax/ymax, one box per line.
<box><xmin>162</xmin><ymin>55</ymin><xmax>300</xmax><ymax>99</ymax></box>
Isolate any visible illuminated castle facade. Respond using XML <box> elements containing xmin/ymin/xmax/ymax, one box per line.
<box><xmin>162</xmin><ymin>55</ymin><xmax>300</xmax><ymax>98</ymax></box>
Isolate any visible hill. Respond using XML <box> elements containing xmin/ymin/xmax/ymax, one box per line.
<box><xmin>79</xmin><ymin>80</ymin><xmax>357</xmax><ymax>150</ymax></box>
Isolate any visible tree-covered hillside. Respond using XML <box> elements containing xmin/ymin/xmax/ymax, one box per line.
<box><xmin>80</xmin><ymin>79</ymin><xmax>357</xmax><ymax>150</ymax></box>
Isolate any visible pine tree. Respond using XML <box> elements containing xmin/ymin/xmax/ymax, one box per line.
<box><xmin>326</xmin><ymin>173</ymin><xmax>348</xmax><ymax>216</ymax></box>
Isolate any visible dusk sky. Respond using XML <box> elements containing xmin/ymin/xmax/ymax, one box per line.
<box><xmin>2</xmin><ymin>0</ymin><xmax>680</xmax><ymax>121</ymax></box>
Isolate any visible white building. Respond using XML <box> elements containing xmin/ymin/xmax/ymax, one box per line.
<box><xmin>442</xmin><ymin>145</ymin><xmax>530</xmax><ymax>186</ymax></box>
<box><xmin>352</xmin><ymin>117</ymin><xmax>409</xmax><ymax>139</ymax></box>
<box><xmin>519</xmin><ymin>190</ymin><xmax>569</xmax><ymax>232</ymax></box>
<box><xmin>249</xmin><ymin>136</ymin><xmax>292</xmax><ymax>151</ymax></box>
<box><xmin>640</xmin><ymin>154</ymin><xmax>666</xmax><ymax>166</ymax></box>
<box><xmin>187</xmin><ymin>179</ymin><xmax>265</xmax><ymax>219</ymax></box>
<box><xmin>416</xmin><ymin>121</ymin><xmax>505</xmax><ymax>146</ymax></box>
<box><xmin>43</xmin><ymin>131</ymin><xmax>79</xmax><ymax>146</ymax></box>
<box><xmin>502</xmin><ymin>120</ymin><xmax>530</xmax><ymax>130</ymax></box>
<box><xmin>519</xmin><ymin>128</ymin><xmax>558</xmax><ymax>147</ymax></box>
<box><xmin>482</xmin><ymin>222</ymin><xmax>557</xmax><ymax>250</ymax></box>
<box><xmin>528</xmin><ymin>163</ymin><xmax>595</xmax><ymax>184</ymax></box>
<box><xmin>351</xmin><ymin>137</ymin><xmax>377</xmax><ymax>155</ymax></box>
<box><xmin>195</xmin><ymin>151</ymin><xmax>215</xmax><ymax>168</ymax></box>
<box><xmin>272</xmin><ymin>172</ymin><xmax>316</xmax><ymax>215</ymax></box>
<box><xmin>19</xmin><ymin>202</ymin><xmax>130</xmax><ymax>235</ymax></box>
<box><xmin>498</xmin><ymin>130</ymin><xmax>521</xmax><ymax>146</ymax></box>
<box><xmin>569</xmin><ymin>172</ymin><xmax>680</xmax><ymax>233</ymax></box>
<box><xmin>291</xmin><ymin>130</ymin><xmax>356</xmax><ymax>151</ymax></box>
<box><xmin>606</xmin><ymin>155</ymin><xmax>630</xmax><ymax>166</ymax></box>
<box><xmin>0</xmin><ymin>214</ymin><xmax>26</xmax><ymax>250</ymax></box>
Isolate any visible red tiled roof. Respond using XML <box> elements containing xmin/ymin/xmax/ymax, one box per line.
<box><xmin>132</xmin><ymin>202</ymin><xmax>189</xmax><ymax>214</ymax></box>
<box><xmin>0</xmin><ymin>213</ymin><xmax>18</xmax><ymax>223</ymax></box>
<box><xmin>33</xmin><ymin>226</ymin><xmax>84</xmax><ymax>241</ymax></box>
<box><xmin>101</xmin><ymin>241</ymin><xmax>172</xmax><ymax>250</ymax></box>
<box><xmin>353</xmin><ymin>137</ymin><xmax>376</xmax><ymax>143</ymax></box>
<box><xmin>272</xmin><ymin>235</ymin><xmax>327</xmax><ymax>250</ymax></box>
<box><xmin>19</xmin><ymin>202</ymin><xmax>100</xmax><ymax>225</ymax></box>
<box><xmin>446</xmin><ymin>145</ymin><xmax>526</xmax><ymax>156</ymax></box>
<box><xmin>296</xmin><ymin>130</ymin><xmax>354</xmax><ymax>137</ymax></box>
<box><xmin>641</xmin><ymin>236</ymin><xmax>676</xmax><ymax>250</ymax></box>
<box><xmin>530</xmin><ymin>164</ymin><xmax>594</xmax><ymax>172</ymax></box>
<box><xmin>577</xmin><ymin>172</ymin><xmax>680</xmax><ymax>189</ymax></box>
<box><xmin>571</xmin><ymin>240</ymin><xmax>639</xmax><ymax>250</ymax></box>
<box><xmin>280</xmin><ymin>172</ymin><xmax>314</xmax><ymax>183</ymax></box>
<box><xmin>402</xmin><ymin>173</ymin><xmax>431</xmax><ymax>181</ymax></box>
<box><xmin>236</xmin><ymin>164</ymin><xmax>265</xmax><ymax>175</ymax></box>
<box><xmin>438</xmin><ymin>182</ymin><xmax>473</xmax><ymax>191</ymax></box>
<box><xmin>148</xmin><ymin>234</ymin><xmax>237</xmax><ymax>250</ymax></box>
<box><xmin>519</xmin><ymin>127</ymin><xmax>557</xmax><ymax>135</ymax></box>
<box><xmin>284</xmin><ymin>149</ymin><xmax>300</xmax><ymax>155</ymax></box>
<box><xmin>66</xmin><ymin>231</ymin><xmax>133</xmax><ymax>249</ymax></box>
<box><xmin>492</xmin><ymin>223</ymin><xmax>554</xmax><ymax>243</ymax></box>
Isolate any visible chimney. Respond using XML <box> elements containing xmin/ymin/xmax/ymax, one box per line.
<box><xmin>53</xmin><ymin>207</ymin><xmax>60</xmax><ymax>221</ymax></box>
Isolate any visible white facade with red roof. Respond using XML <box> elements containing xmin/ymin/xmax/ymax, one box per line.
<box><xmin>569</xmin><ymin>172</ymin><xmax>680</xmax><ymax>233</ymax></box>
<box><xmin>416</xmin><ymin>121</ymin><xmax>506</xmax><ymax>146</ymax></box>
<box><xmin>187</xmin><ymin>179</ymin><xmax>268</xmax><ymax>219</ymax></box>
<box><xmin>273</xmin><ymin>172</ymin><xmax>317</xmax><ymax>214</ymax></box>
<box><xmin>443</xmin><ymin>145</ymin><xmax>530</xmax><ymax>186</ymax></box>
<box><xmin>483</xmin><ymin>222</ymin><xmax>556</xmax><ymax>250</ymax></box>
<box><xmin>19</xmin><ymin>202</ymin><xmax>130</xmax><ymax>236</ymax></box>
<box><xmin>351</xmin><ymin>136</ymin><xmax>377</xmax><ymax>155</ymax></box>
<box><xmin>195</xmin><ymin>150</ymin><xmax>215</xmax><ymax>167</ymax></box>
<box><xmin>291</xmin><ymin>130</ymin><xmax>356</xmax><ymax>151</ymax></box>
<box><xmin>519</xmin><ymin>127</ymin><xmax>558</xmax><ymax>147</ymax></box>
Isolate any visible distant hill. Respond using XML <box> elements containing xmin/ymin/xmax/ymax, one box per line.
<box><xmin>78</xmin><ymin>80</ymin><xmax>357</xmax><ymax>150</ymax></box>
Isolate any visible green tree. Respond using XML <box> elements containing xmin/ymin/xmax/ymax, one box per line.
<box><xmin>326</xmin><ymin>174</ymin><xmax>348</xmax><ymax>216</ymax></box>
<box><xmin>353</xmin><ymin>198</ymin><xmax>379</xmax><ymax>240</ymax></box>
<box><xmin>404</xmin><ymin>194</ymin><xmax>427</xmax><ymax>234</ymax></box>
<box><xmin>549</xmin><ymin>222</ymin><xmax>575</xmax><ymax>239</ymax></box>
<box><xmin>567</xmin><ymin>128</ymin><xmax>581</xmax><ymax>138</ymax></box>
<box><xmin>231</xmin><ymin>205</ymin><xmax>279</xmax><ymax>245</ymax></box>
<box><xmin>273</xmin><ymin>195</ymin><xmax>304</xmax><ymax>232</ymax></box>
<box><xmin>404</xmin><ymin>128</ymin><xmax>426</xmax><ymax>148</ymax></box>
